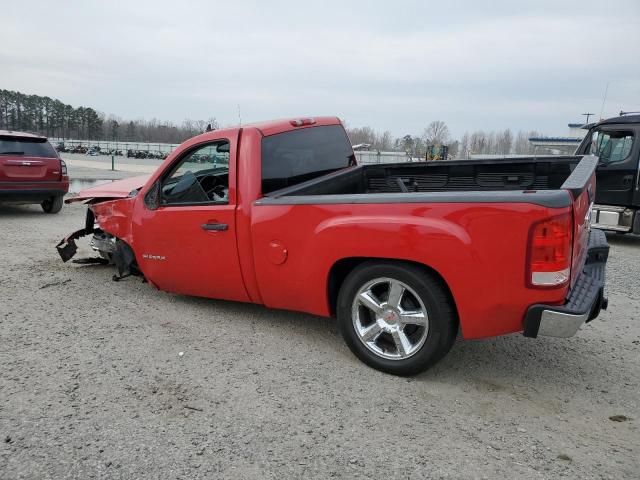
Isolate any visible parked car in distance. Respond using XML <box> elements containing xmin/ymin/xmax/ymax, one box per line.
<box><xmin>57</xmin><ymin>117</ymin><xmax>609</xmax><ymax>375</ymax></box>
<box><xmin>0</xmin><ymin>130</ymin><xmax>69</xmax><ymax>213</ymax></box>
<box><xmin>575</xmin><ymin>113</ymin><xmax>640</xmax><ymax>234</ymax></box>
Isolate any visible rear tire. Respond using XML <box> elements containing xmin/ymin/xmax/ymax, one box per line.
<box><xmin>41</xmin><ymin>195</ymin><xmax>63</xmax><ymax>214</ymax></box>
<box><xmin>337</xmin><ymin>261</ymin><xmax>457</xmax><ymax>376</ymax></box>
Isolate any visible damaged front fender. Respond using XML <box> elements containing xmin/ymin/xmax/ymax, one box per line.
<box><xmin>56</xmin><ymin>207</ymin><xmax>139</xmax><ymax>279</ymax></box>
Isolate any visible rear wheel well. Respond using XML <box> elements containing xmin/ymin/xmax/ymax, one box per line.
<box><xmin>327</xmin><ymin>257</ymin><xmax>459</xmax><ymax>322</ymax></box>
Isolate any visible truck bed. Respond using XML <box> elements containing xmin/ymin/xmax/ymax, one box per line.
<box><xmin>261</xmin><ymin>156</ymin><xmax>583</xmax><ymax>200</ymax></box>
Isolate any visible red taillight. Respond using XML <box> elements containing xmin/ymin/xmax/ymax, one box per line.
<box><xmin>60</xmin><ymin>159</ymin><xmax>67</xmax><ymax>175</ymax></box>
<box><xmin>290</xmin><ymin>118</ymin><xmax>316</xmax><ymax>127</ymax></box>
<box><xmin>527</xmin><ymin>213</ymin><xmax>573</xmax><ymax>288</ymax></box>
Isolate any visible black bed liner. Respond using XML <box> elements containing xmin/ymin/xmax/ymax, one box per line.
<box><xmin>256</xmin><ymin>155</ymin><xmax>597</xmax><ymax>208</ymax></box>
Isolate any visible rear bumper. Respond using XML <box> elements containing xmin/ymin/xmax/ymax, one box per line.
<box><xmin>591</xmin><ymin>204</ymin><xmax>636</xmax><ymax>233</ymax></box>
<box><xmin>523</xmin><ymin>228</ymin><xmax>609</xmax><ymax>338</ymax></box>
<box><xmin>0</xmin><ymin>188</ymin><xmax>68</xmax><ymax>202</ymax></box>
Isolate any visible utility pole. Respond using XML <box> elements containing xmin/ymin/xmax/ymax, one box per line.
<box><xmin>582</xmin><ymin>113</ymin><xmax>594</xmax><ymax>124</ymax></box>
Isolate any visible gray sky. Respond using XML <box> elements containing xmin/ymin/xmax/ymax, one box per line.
<box><xmin>2</xmin><ymin>0</ymin><xmax>639</xmax><ymax>137</ymax></box>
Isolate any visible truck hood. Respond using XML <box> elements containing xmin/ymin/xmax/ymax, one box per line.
<box><xmin>66</xmin><ymin>175</ymin><xmax>150</xmax><ymax>204</ymax></box>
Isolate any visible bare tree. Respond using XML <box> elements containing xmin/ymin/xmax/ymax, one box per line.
<box><xmin>422</xmin><ymin>120</ymin><xmax>450</xmax><ymax>146</ymax></box>
<box><xmin>447</xmin><ymin>140</ymin><xmax>460</xmax><ymax>159</ymax></box>
<box><xmin>459</xmin><ymin>132</ymin><xmax>470</xmax><ymax>158</ymax></box>
<box><xmin>206</xmin><ymin>117</ymin><xmax>220</xmax><ymax>131</ymax></box>
<box><xmin>513</xmin><ymin>130</ymin><xmax>540</xmax><ymax>154</ymax></box>
<box><xmin>400</xmin><ymin>135</ymin><xmax>414</xmax><ymax>152</ymax></box>
<box><xmin>182</xmin><ymin>119</ymin><xmax>197</xmax><ymax>137</ymax></box>
<box><xmin>109</xmin><ymin>119</ymin><xmax>119</xmax><ymax>140</ymax></box>
<box><xmin>379</xmin><ymin>130</ymin><xmax>393</xmax><ymax>150</ymax></box>
<box><xmin>495</xmin><ymin>129</ymin><xmax>513</xmax><ymax>155</ymax></box>
<box><xmin>346</xmin><ymin>126</ymin><xmax>378</xmax><ymax>146</ymax></box>
<box><xmin>486</xmin><ymin>131</ymin><xmax>496</xmax><ymax>154</ymax></box>
<box><xmin>469</xmin><ymin>131</ymin><xmax>487</xmax><ymax>154</ymax></box>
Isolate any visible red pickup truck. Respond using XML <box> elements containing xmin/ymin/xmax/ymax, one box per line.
<box><xmin>0</xmin><ymin>130</ymin><xmax>69</xmax><ymax>213</ymax></box>
<box><xmin>57</xmin><ymin>117</ymin><xmax>609</xmax><ymax>375</ymax></box>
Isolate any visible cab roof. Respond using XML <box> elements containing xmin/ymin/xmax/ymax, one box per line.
<box><xmin>183</xmin><ymin>116</ymin><xmax>344</xmax><ymax>146</ymax></box>
<box><xmin>588</xmin><ymin>114</ymin><xmax>640</xmax><ymax>128</ymax></box>
<box><xmin>197</xmin><ymin>116</ymin><xmax>342</xmax><ymax>138</ymax></box>
<box><xmin>244</xmin><ymin>116</ymin><xmax>342</xmax><ymax>137</ymax></box>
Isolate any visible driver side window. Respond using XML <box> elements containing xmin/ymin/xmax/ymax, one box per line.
<box><xmin>590</xmin><ymin>130</ymin><xmax>634</xmax><ymax>164</ymax></box>
<box><xmin>161</xmin><ymin>141</ymin><xmax>230</xmax><ymax>206</ymax></box>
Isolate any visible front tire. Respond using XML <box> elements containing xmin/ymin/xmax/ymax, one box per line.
<box><xmin>41</xmin><ymin>195</ymin><xmax>63</xmax><ymax>214</ymax></box>
<box><xmin>337</xmin><ymin>261</ymin><xmax>457</xmax><ymax>376</ymax></box>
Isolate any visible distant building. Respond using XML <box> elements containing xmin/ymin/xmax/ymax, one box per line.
<box><xmin>528</xmin><ymin>123</ymin><xmax>587</xmax><ymax>155</ymax></box>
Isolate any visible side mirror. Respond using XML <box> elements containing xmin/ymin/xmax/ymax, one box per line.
<box><xmin>144</xmin><ymin>180</ymin><xmax>161</xmax><ymax>210</ymax></box>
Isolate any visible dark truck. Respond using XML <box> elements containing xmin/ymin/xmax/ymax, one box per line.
<box><xmin>575</xmin><ymin>113</ymin><xmax>640</xmax><ymax>234</ymax></box>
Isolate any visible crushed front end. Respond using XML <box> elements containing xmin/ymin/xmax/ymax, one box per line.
<box><xmin>56</xmin><ymin>206</ymin><xmax>140</xmax><ymax>280</ymax></box>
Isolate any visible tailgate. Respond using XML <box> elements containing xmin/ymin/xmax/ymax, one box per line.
<box><xmin>0</xmin><ymin>138</ymin><xmax>61</xmax><ymax>183</ymax></box>
<box><xmin>560</xmin><ymin>155</ymin><xmax>598</xmax><ymax>288</ymax></box>
<box><xmin>0</xmin><ymin>156</ymin><xmax>62</xmax><ymax>182</ymax></box>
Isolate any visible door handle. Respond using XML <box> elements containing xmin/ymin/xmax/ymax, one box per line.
<box><xmin>201</xmin><ymin>223</ymin><xmax>228</xmax><ymax>231</ymax></box>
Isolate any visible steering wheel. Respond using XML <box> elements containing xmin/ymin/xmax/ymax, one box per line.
<box><xmin>208</xmin><ymin>184</ymin><xmax>228</xmax><ymax>201</ymax></box>
<box><xmin>197</xmin><ymin>174</ymin><xmax>228</xmax><ymax>202</ymax></box>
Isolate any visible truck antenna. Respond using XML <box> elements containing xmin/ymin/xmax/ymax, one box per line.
<box><xmin>599</xmin><ymin>82</ymin><xmax>609</xmax><ymax>120</ymax></box>
<box><xmin>237</xmin><ymin>104</ymin><xmax>242</xmax><ymax>126</ymax></box>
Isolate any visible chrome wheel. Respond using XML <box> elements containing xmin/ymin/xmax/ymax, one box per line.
<box><xmin>351</xmin><ymin>277</ymin><xmax>429</xmax><ymax>360</ymax></box>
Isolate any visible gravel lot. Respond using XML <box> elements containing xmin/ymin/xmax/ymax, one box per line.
<box><xmin>0</xmin><ymin>200</ymin><xmax>638</xmax><ymax>479</ymax></box>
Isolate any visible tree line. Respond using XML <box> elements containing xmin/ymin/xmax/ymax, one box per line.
<box><xmin>346</xmin><ymin>120</ymin><xmax>453</xmax><ymax>157</ymax></box>
<box><xmin>1</xmin><ymin>88</ymin><xmax>541</xmax><ymax>157</ymax></box>
<box><xmin>346</xmin><ymin>121</ymin><xmax>541</xmax><ymax>159</ymax></box>
<box><xmin>0</xmin><ymin>89</ymin><xmax>218</xmax><ymax>144</ymax></box>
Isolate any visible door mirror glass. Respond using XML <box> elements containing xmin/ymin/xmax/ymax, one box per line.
<box><xmin>144</xmin><ymin>180</ymin><xmax>161</xmax><ymax>210</ymax></box>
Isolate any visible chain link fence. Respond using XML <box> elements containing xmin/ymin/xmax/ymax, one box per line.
<box><xmin>51</xmin><ymin>138</ymin><xmax>424</xmax><ymax>165</ymax></box>
<box><xmin>50</xmin><ymin>138</ymin><xmax>180</xmax><ymax>159</ymax></box>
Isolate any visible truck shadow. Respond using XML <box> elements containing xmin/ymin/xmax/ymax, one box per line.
<box><xmin>0</xmin><ymin>204</ymin><xmax>44</xmax><ymax>216</ymax></box>
<box><xmin>170</xmin><ymin>292</ymin><xmax>610</xmax><ymax>392</ymax></box>
<box><xmin>174</xmin><ymin>293</ymin><xmax>338</xmax><ymax>331</ymax></box>
<box><xmin>419</xmin><ymin>334</ymin><xmax>610</xmax><ymax>392</ymax></box>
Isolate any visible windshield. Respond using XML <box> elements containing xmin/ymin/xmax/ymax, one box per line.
<box><xmin>0</xmin><ymin>138</ymin><xmax>58</xmax><ymax>157</ymax></box>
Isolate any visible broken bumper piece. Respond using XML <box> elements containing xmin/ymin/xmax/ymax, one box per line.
<box><xmin>56</xmin><ymin>228</ymin><xmax>95</xmax><ymax>262</ymax></box>
<box><xmin>57</xmin><ymin>227</ymin><xmax>139</xmax><ymax>281</ymax></box>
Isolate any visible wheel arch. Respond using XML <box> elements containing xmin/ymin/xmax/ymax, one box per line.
<box><xmin>327</xmin><ymin>257</ymin><xmax>459</xmax><ymax>325</ymax></box>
